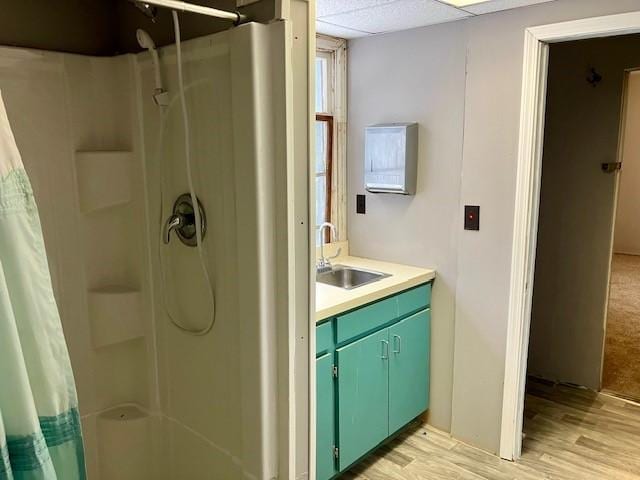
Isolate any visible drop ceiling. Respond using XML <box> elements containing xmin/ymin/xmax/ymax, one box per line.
<box><xmin>317</xmin><ymin>0</ymin><xmax>557</xmax><ymax>39</ymax></box>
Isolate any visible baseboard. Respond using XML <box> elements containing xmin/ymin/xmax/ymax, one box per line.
<box><xmin>613</xmin><ymin>251</ymin><xmax>640</xmax><ymax>257</ymax></box>
<box><xmin>600</xmin><ymin>389</ymin><xmax>640</xmax><ymax>406</ymax></box>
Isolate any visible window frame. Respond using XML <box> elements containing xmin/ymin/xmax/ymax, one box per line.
<box><xmin>315</xmin><ymin>50</ymin><xmax>334</xmax><ymax>115</ymax></box>
<box><xmin>315</xmin><ymin>34</ymin><xmax>347</xmax><ymax>245</ymax></box>
<box><xmin>315</xmin><ymin>114</ymin><xmax>334</xmax><ymax>243</ymax></box>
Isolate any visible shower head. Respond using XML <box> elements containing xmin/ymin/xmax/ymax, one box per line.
<box><xmin>129</xmin><ymin>1</ymin><xmax>158</xmax><ymax>21</ymax></box>
<box><xmin>135</xmin><ymin>29</ymin><xmax>168</xmax><ymax>107</ymax></box>
<box><xmin>136</xmin><ymin>29</ymin><xmax>157</xmax><ymax>51</ymax></box>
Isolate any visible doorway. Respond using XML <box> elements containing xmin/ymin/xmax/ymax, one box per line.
<box><xmin>526</xmin><ymin>36</ymin><xmax>640</xmax><ymax>395</ymax></box>
<box><xmin>500</xmin><ymin>12</ymin><xmax>640</xmax><ymax>461</ymax></box>
<box><xmin>602</xmin><ymin>70</ymin><xmax>640</xmax><ymax>402</ymax></box>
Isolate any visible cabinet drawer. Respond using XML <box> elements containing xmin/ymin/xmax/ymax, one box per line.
<box><xmin>397</xmin><ymin>284</ymin><xmax>431</xmax><ymax>319</ymax></box>
<box><xmin>316</xmin><ymin>320</ymin><xmax>333</xmax><ymax>356</ymax></box>
<box><xmin>336</xmin><ymin>296</ymin><xmax>398</xmax><ymax>344</ymax></box>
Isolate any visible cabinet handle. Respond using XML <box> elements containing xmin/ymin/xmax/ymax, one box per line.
<box><xmin>381</xmin><ymin>340</ymin><xmax>389</xmax><ymax>360</ymax></box>
<box><xmin>393</xmin><ymin>335</ymin><xmax>402</xmax><ymax>354</ymax></box>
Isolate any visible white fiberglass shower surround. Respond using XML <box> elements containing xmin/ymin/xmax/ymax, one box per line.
<box><xmin>0</xmin><ymin>14</ymin><xmax>294</xmax><ymax>480</ymax></box>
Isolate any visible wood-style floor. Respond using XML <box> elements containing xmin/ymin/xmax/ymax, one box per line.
<box><xmin>340</xmin><ymin>378</ymin><xmax>640</xmax><ymax>479</ymax></box>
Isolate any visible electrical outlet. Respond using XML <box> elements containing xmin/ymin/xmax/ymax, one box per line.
<box><xmin>356</xmin><ymin>195</ymin><xmax>366</xmax><ymax>214</ymax></box>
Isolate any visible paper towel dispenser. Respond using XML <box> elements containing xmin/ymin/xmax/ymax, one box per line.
<box><xmin>364</xmin><ymin>123</ymin><xmax>418</xmax><ymax>195</ymax></box>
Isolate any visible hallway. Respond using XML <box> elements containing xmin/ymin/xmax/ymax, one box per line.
<box><xmin>603</xmin><ymin>254</ymin><xmax>640</xmax><ymax>401</ymax></box>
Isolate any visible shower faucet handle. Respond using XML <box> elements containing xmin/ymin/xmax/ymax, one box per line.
<box><xmin>163</xmin><ymin>213</ymin><xmax>183</xmax><ymax>244</ymax></box>
<box><xmin>164</xmin><ymin>193</ymin><xmax>207</xmax><ymax>247</ymax></box>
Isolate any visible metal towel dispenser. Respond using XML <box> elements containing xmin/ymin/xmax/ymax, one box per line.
<box><xmin>364</xmin><ymin>123</ymin><xmax>418</xmax><ymax>195</ymax></box>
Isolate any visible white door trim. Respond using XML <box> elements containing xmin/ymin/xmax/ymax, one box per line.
<box><xmin>500</xmin><ymin>10</ymin><xmax>640</xmax><ymax>461</ymax></box>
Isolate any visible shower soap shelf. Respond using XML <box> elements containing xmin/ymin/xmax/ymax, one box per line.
<box><xmin>88</xmin><ymin>286</ymin><xmax>143</xmax><ymax>349</ymax></box>
<box><xmin>76</xmin><ymin>151</ymin><xmax>133</xmax><ymax>213</ymax></box>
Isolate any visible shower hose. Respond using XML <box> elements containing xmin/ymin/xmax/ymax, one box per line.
<box><xmin>157</xmin><ymin>11</ymin><xmax>216</xmax><ymax>336</ymax></box>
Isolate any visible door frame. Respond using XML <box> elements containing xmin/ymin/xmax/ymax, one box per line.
<box><xmin>500</xmin><ymin>11</ymin><xmax>640</xmax><ymax>461</ymax></box>
<box><xmin>599</xmin><ymin>67</ymin><xmax>640</xmax><ymax>390</ymax></box>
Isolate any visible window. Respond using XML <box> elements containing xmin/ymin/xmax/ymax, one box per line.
<box><xmin>315</xmin><ymin>115</ymin><xmax>333</xmax><ymax>243</ymax></box>
<box><xmin>315</xmin><ymin>35</ymin><xmax>346</xmax><ymax>244</ymax></box>
<box><xmin>315</xmin><ymin>51</ymin><xmax>334</xmax><ymax>243</ymax></box>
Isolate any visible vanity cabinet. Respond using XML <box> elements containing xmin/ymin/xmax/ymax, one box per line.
<box><xmin>316</xmin><ymin>283</ymin><xmax>431</xmax><ymax>479</ymax></box>
<box><xmin>337</xmin><ymin>328</ymin><xmax>390</xmax><ymax>470</ymax></box>
<box><xmin>316</xmin><ymin>353</ymin><xmax>336</xmax><ymax>480</ymax></box>
<box><xmin>388</xmin><ymin>310</ymin><xmax>430</xmax><ymax>433</ymax></box>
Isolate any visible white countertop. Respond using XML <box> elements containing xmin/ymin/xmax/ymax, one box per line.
<box><xmin>316</xmin><ymin>256</ymin><xmax>436</xmax><ymax>322</ymax></box>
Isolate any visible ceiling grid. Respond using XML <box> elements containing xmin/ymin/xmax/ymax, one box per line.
<box><xmin>316</xmin><ymin>0</ymin><xmax>556</xmax><ymax>38</ymax></box>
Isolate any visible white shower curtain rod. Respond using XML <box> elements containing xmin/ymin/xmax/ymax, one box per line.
<box><xmin>139</xmin><ymin>0</ymin><xmax>247</xmax><ymax>23</ymax></box>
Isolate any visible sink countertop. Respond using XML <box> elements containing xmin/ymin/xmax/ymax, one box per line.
<box><xmin>316</xmin><ymin>255</ymin><xmax>436</xmax><ymax>322</ymax></box>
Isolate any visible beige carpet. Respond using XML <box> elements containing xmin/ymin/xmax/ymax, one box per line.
<box><xmin>602</xmin><ymin>253</ymin><xmax>640</xmax><ymax>401</ymax></box>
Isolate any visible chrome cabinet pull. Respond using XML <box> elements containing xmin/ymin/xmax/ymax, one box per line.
<box><xmin>381</xmin><ymin>340</ymin><xmax>389</xmax><ymax>360</ymax></box>
<box><xmin>393</xmin><ymin>334</ymin><xmax>402</xmax><ymax>354</ymax></box>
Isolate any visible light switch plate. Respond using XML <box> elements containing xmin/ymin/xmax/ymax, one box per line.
<box><xmin>356</xmin><ymin>194</ymin><xmax>366</xmax><ymax>214</ymax></box>
<box><xmin>464</xmin><ymin>205</ymin><xmax>480</xmax><ymax>231</ymax></box>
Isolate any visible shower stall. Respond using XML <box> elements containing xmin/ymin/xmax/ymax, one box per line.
<box><xmin>0</xmin><ymin>2</ymin><xmax>310</xmax><ymax>478</ymax></box>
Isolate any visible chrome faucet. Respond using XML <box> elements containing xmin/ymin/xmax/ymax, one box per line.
<box><xmin>317</xmin><ymin>222</ymin><xmax>341</xmax><ymax>273</ymax></box>
<box><xmin>163</xmin><ymin>213</ymin><xmax>184</xmax><ymax>244</ymax></box>
<box><xmin>163</xmin><ymin>193</ymin><xmax>207</xmax><ymax>247</ymax></box>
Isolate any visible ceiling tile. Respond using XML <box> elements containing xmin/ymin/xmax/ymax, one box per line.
<box><xmin>460</xmin><ymin>0</ymin><xmax>555</xmax><ymax>15</ymax></box>
<box><xmin>319</xmin><ymin>0</ymin><xmax>471</xmax><ymax>35</ymax></box>
<box><xmin>316</xmin><ymin>20</ymin><xmax>372</xmax><ymax>39</ymax></box>
<box><xmin>317</xmin><ymin>0</ymin><xmax>398</xmax><ymax>18</ymax></box>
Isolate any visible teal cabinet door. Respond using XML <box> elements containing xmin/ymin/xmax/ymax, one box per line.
<box><xmin>337</xmin><ymin>329</ymin><xmax>389</xmax><ymax>471</ymax></box>
<box><xmin>317</xmin><ymin>353</ymin><xmax>336</xmax><ymax>480</ymax></box>
<box><xmin>389</xmin><ymin>309</ymin><xmax>430</xmax><ymax>434</ymax></box>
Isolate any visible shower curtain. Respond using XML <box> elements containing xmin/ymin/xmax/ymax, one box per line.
<box><xmin>0</xmin><ymin>91</ymin><xmax>86</xmax><ymax>480</ymax></box>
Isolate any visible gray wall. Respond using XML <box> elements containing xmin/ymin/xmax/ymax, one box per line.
<box><xmin>0</xmin><ymin>0</ymin><xmax>276</xmax><ymax>55</ymax></box>
<box><xmin>348</xmin><ymin>0</ymin><xmax>640</xmax><ymax>454</ymax></box>
<box><xmin>529</xmin><ymin>35</ymin><xmax>640</xmax><ymax>391</ymax></box>
<box><xmin>348</xmin><ymin>22</ymin><xmax>467</xmax><ymax>434</ymax></box>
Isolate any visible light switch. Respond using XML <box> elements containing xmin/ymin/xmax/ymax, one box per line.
<box><xmin>356</xmin><ymin>194</ymin><xmax>366</xmax><ymax>214</ymax></box>
<box><xmin>465</xmin><ymin>205</ymin><xmax>480</xmax><ymax>231</ymax></box>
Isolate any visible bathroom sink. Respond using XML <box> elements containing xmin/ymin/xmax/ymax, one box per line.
<box><xmin>317</xmin><ymin>265</ymin><xmax>390</xmax><ymax>290</ymax></box>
